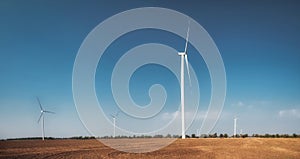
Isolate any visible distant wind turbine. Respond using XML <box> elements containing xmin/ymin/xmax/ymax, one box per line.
<box><xmin>110</xmin><ymin>111</ymin><xmax>120</xmax><ymax>138</ymax></box>
<box><xmin>197</xmin><ymin>129</ymin><xmax>200</xmax><ymax>137</ymax></box>
<box><xmin>37</xmin><ymin>97</ymin><xmax>55</xmax><ymax>140</ymax></box>
<box><xmin>234</xmin><ymin>117</ymin><xmax>238</xmax><ymax>137</ymax></box>
<box><xmin>178</xmin><ymin>21</ymin><xmax>192</xmax><ymax>139</ymax></box>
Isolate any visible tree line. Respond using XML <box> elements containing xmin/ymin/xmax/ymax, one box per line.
<box><xmin>2</xmin><ymin>133</ymin><xmax>299</xmax><ymax>141</ymax></box>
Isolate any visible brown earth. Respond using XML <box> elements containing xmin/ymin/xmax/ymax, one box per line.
<box><xmin>0</xmin><ymin>138</ymin><xmax>299</xmax><ymax>159</ymax></box>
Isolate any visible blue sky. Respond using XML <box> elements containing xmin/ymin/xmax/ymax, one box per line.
<box><xmin>0</xmin><ymin>0</ymin><xmax>299</xmax><ymax>139</ymax></box>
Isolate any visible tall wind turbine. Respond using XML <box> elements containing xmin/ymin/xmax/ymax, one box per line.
<box><xmin>233</xmin><ymin>117</ymin><xmax>237</xmax><ymax>137</ymax></box>
<box><xmin>178</xmin><ymin>21</ymin><xmax>191</xmax><ymax>139</ymax></box>
<box><xmin>111</xmin><ymin>111</ymin><xmax>120</xmax><ymax>138</ymax></box>
<box><xmin>37</xmin><ymin>97</ymin><xmax>55</xmax><ymax>140</ymax></box>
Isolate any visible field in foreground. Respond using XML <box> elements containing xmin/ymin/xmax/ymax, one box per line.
<box><xmin>0</xmin><ymin>138</ymin><xmax>299</xmax><ymax>159</ymax></box>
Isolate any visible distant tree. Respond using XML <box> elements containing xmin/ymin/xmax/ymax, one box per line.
<box><xmin>207</xmin><ymin>133</ymin><xmax>217</xmax><ymax>138</ymax></box>
<box><xmin>165</xmin><ymin>134</ymin><xmax>172</xmax><ymax>138</ymax></box>
<box><xmin>241</xmin><ymin>134</ymin><xmax>248</xmax><ymax>138</ymax></box>
<box><xmin>213</xmin><ymin>133</ymin><xmax>217</xmax><ymax>138</ymax></box>
<box><xmin>271</xmin><ymin>134</ymin><xmax>275</xmax><ymax>138</ymax></box>
<box><xmin>283</xmin><ymin>134</ymin><xmax>289</xmax><ymax>138</ymax></box>
<box><xmin>173</xmin><ymin>135</ymin><xmax>180</xmax><ymax>138</ymax></box>
<box><xmin>293</xmin><ymin>133</ymin><xmax>297</xmax><ymax>138</ymax></box>
<box><xmin>200</xmin><ymin>134</ymin><xmax>208</xmax><ymax>138</ymax></box>
<box><xmin>153</xmin><ymin>135</ymin><xmax>163</xmax><ymax>138</ymax></box>
<box><xmin>219</xmin><ymin>134</ymin><xmax>224</xmax><ymax>138</ymax></box>
<box><xmin>191</xmin><ymin>134</ymin><xmax>196</xmax><ymax>138</ymax></box>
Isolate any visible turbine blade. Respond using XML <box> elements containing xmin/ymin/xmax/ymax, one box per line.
<box><xmin>37</xmin><ymin>113</ymin><xmax>43</xmax><ymax>123</ymax></box>
<box><xmin>115</xmin><ymin>110</ymin><xmax>120</xmax><ymax>117</ymax></box>
<box><xmin>37</xmin><ymin>97</ymin><xmax>43</xmax><ymax>110</ymax></box>
<box><xmin>110</xmin><ymin>114</ymin><xmax>115</xmax><ymax>118</ymax></box>
<box><xmin>44</xmin><ymin>110</ymin><xmax>55</xmax><ymax>114</ymax></box>
<box><xmin>184</xmin><ymin>21</ymin><xmax>190</xmax><ymax>53</ymax></box>
<box><xmin>185</xmin><ymin>55</ymin><xmax>192</xmax><ymax>86</ymax></box>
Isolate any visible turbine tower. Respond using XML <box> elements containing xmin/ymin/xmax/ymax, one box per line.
<box><xmin>178</xmin><ymin>21</ymin><xmax>191</xmax><ymax>139</ymax></box>
<box><xmin>37</xmin><ymin>97</ymin><xmax>55</xmax><ymax>140</ymax></box>
<box><xmin>111</xmin><ymin>111</ymin><xmax>120</xmax><ymax>138</ymax></box>
<box><xmin>233</xmin><ymin>117</ymin><xmax>237</xmax><ymax>137</ymax></box>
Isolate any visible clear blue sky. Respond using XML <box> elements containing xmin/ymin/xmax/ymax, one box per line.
<box><xmin>0</xmin><ymin>0</ymin><xmax>299</xmax><ymax>139</ymax></box>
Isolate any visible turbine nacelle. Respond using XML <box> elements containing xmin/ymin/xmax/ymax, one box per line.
<box><xmin>178</xmin><ymin>52</ymin><xmax>186</xmax><ymax>56</ymax></box>
<box><xmin>110</xmin><ymin>110</ymin><xmax>120</xmax><ymax>119</ymax></box>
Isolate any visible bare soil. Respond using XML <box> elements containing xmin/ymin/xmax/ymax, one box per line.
<box><xmin>0</xmin><ymin>138</ymin><xmax>299</xmax><ymax>159</ymax></box>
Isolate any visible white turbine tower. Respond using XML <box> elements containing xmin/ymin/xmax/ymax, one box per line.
<box><xmin>37</xmin><ymin>97</ymin><xmax>55</xmax><ymax>141</ymax></box>
<box><xmin>178</xmin><ymin>21</ymin><xmax>191</xmax><ymax>139</ymax></box>
<box><xmin>111</xmin><ymin>111</ymin><xmax>120</xmax><ymax>138</ymax></box>
<box><xmin>233</xmin><ymin>117</ymin><xmax>237</xmax><ymax>137</ymax></box>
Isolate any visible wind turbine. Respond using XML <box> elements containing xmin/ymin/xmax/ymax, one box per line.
<box><xmin>37</xmin><ymin>97</ymin><xmax>55</xmax><ymax>140</ymax></box>
<box><xmin>197</xmin><ymin>129</ymin><xmax>200</xmax><ymax>137</ymax></box>
<box><xmin>110</xmin><ymin>111</ymin><xmax>120</xmax><ymax>138</ymax></box>
<box><xmin>178</xmin><ymin>21</ymin><xmax>192</xmax><ymax>139</ymax></box>
<box><xmin>233</xmin><ymin>117</ymin><xmax>237</xmax><ymax>137</ymax></box>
